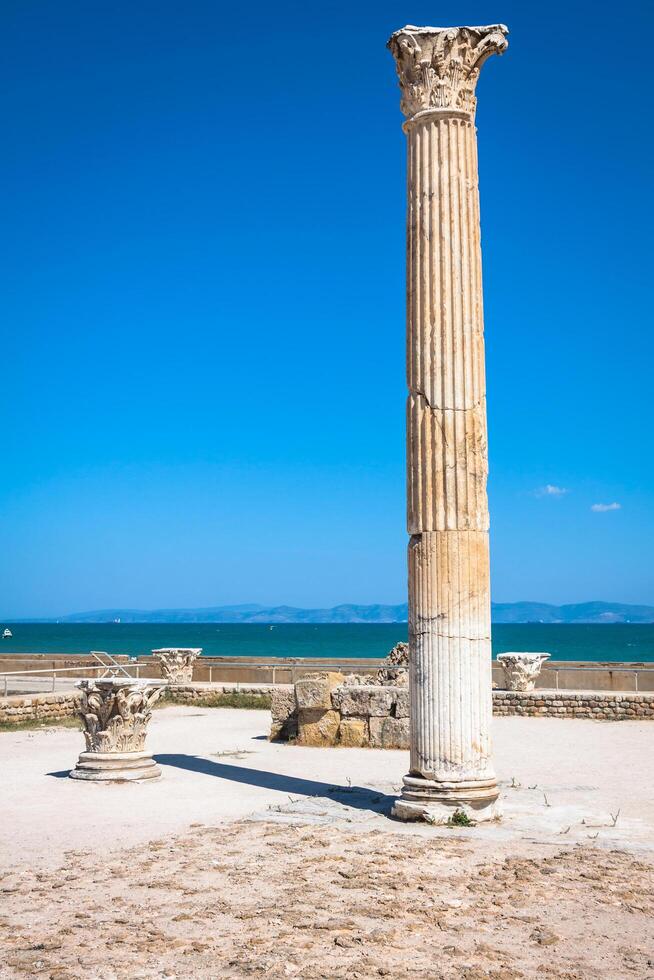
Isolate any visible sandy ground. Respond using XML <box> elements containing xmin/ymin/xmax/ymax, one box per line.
<box><xmin>1</xmin><ymin>707</ymin><xmax>653</xmax><ymax>978</ymax></box>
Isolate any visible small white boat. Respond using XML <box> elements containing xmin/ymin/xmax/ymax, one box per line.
<box><xmin>2</xmin><ymin>628</ymin><xmax>12</xmax><ymax>638</ymax></box>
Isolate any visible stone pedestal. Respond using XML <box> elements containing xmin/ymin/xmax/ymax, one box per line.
<box><xmin>387</xmin><ymin>25</ymin><xmax>508</xmax><ymax>824</ymax></box>
<box><xmin>152</xmin><ymin>648</ymin><xmax>202</xmax><ymax>684</ymax></box>
<box><xmin>497</xmin><ymin>653</ymin><xmax>551</xmax><ymax>691</ymax></box>
<box><xmin>70</xmin><ymin>679</ymin><xmax>166</xmax><ymax>782</ymax></box>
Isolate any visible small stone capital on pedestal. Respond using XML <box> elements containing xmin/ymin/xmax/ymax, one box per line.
<box><xmin>152</xmin><ymin>648</ymin><xmax>202</xmax><ymax>684</ymax></box>
<box><xmin>70</xmin><ymin>678</ymin><xmax>166</xmax><ymax>781</ymax></box>
<box><xmin>497</xmin><ymin>653</ymin><xmax>551</xmax><ymax>692</ymax></box>
<box><xmin>387</xmin><ymin>24</ymin><xmax>508</xmax><ymax>124</ymax></box>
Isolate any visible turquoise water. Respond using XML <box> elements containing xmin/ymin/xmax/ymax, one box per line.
<box><xmin>2</xmin><ymin>623</ymin><xmax>653</xmax><ymax>662</ymax></box>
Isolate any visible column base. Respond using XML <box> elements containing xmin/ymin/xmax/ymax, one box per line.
<box><xmin>392</xmin><ymin>774</ymin><xmax>501</xmax><ymax>824</ymax></box>
<box><xmin>69</xmin><ymin>751</ymin><xmax>162</xmax><ymax>782</ymax></box>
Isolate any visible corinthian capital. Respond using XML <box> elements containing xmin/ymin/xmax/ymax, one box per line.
<box><xmin>387</xmin><ymin>24</ymin><xmax>508</xmax><ymax>122</ymax></box>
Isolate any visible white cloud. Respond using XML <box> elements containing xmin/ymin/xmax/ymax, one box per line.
<box><xmin>591</xmin><ymin>502</ymin><xmax>622</xmax><ymax>512</ymax></box>
<box><xmin>534</xmin><ymin>484</ymin><xmax>568</xmax><ymax>497</ymax></box>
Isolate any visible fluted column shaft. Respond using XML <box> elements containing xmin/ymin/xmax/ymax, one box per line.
<box><xmin>388</xmin><ymin>24</ymin><xmax>508</xmax><ymax>822</ymax></box>
<box><xmin>407</xmin><ymin>113</ymin><xmax>492</xmax><ymax>786</ymax></box>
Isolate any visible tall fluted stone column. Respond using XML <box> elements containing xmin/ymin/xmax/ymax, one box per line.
<box><xmin>387</xmin><ymin>25</ymin><xmax>508</xmax><ymax>823</ymax></box>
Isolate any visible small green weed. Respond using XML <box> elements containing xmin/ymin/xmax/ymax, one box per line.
<box><xmin>446</xmin><ymin>809</ymin><xmax>476</xmax><ymax>828</ymax></box>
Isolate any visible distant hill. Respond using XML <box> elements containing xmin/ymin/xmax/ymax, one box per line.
<box><xmin>491</xmin><ymin>602</ymin><xmax>654</xmax><ymax>624</ymax></box>
<box><xmin>13</xmin><ymin>600</ymin><xmax>654</xmax><ymax>624</ymax></box>
<box><xmin>54</xmin><ymin>603</ymin><xmax>410</xmax><ymax>624</ymax></box>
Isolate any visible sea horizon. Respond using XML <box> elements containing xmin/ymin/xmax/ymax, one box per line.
<box><xmin>3</xmin><ymin>598</ymin><xmax>654</xmax><ymax>626</ymax></box>
<box><xmin>2</xmin><ymin>622</ymin><xmax>653</xmax><ymax>663</ymax></box>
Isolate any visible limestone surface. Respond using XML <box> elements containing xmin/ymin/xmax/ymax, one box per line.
<box><xmin>369</xmin><ymin>715</ymin><xmax>410</xmax><ymax>750</ymax></box>
<box><xmin>270</xmin><ymin>687</ymin><xmax>297</xmax><ymax>741</ymax></box>
<box><xmin>394</xmin><ymin>689</ymin><xmax>410</xmax><ymax>719</ymax></box>
<box><xmin>297</xmin><ymin>708</ymin><xmax>341</xmax><ymax>747</ymax></box>
<box><xmin>338</xmin><ymin>717</ymin><xmax>368</xmax><ymax>747</ymax></box>
<box><xmin>295</xmin><ymin>672</ymin><xmax>344</xmax><ymax>710</ymax></box>
<box><xmin>332</xmin><ymin>686</ymin><xmax>396</xmax><ymax>718</ymax></box>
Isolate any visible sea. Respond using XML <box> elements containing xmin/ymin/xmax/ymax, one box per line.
<box><xmin>2</xmin><ymin>623</ymin><xmax>654</xmax><ymax>663</ymax></box>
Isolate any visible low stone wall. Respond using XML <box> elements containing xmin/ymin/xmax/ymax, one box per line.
<box><xmin>271</xmin><ymin>673</ymin><xmax>409</xmax><ymax>748</ymax></box>
<box><xmin>493</xmin><ymin>690</ymin><xmax>654</xmax><ymax>720</ymax></box>
<box><xmin>4</xmin><ymin>680</ymin><xmax>653</xmax><ymax>732</ymax></box>
<box><xmin>0</xmin><ymin>691</ymin><xmax>80</xmax><ymax>724</ymax></box>
<box><xmin>162</xmin><ymin>685</ymin><xmax>273</xmax><ymax>706</ymax></box>
<box><xmin>271</xmin><ymin>676</ymin><xmax>654</xmax><ymax>748</ymax></box>
<box><xmin>0</xmin><ymin>684</ymin><xmax>275</xmax><ymax>726</ymax></box>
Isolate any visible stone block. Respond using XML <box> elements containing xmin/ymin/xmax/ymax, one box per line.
<box><xmin>269</xmin><ymin>688</ymin><xmax>298</xmax><ymax>742</ymax></box>
<box><xmin>369</xmin><ymin>716</ymin><xmax>410</xmax><ymax>750</ymax></box>
<box><xmin>394</xmin><ymin>689</ymin><xmax>410</xmax><ymax>718</ymax></box>
<box><xmin>295</xmin><ymin>673</ymin><xmax>344</xmax><ymax>711</ymax></box>
<box><xmin>338</xmin><ymin>717</ymin><xmax>369</xmax><ymax>748</ymax></box>
<box><xmin>297</xmin><ymin>709</ymin><xmax>340</xmax><ymax>746</ymax></box>
<box><xmin>271</xmin><ymin>687</ymin><xmax>295</xmax><ymax>723</ymax></box>
<box><xmin>332</xmin><ymin>685</ymin><xmax>395</xmax><ymax>717</ymax></box>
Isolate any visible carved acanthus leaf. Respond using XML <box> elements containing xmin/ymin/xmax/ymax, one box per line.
<box><xmin>152</xmin><ymin>648</ymin><xmax>201</xmax><ymax>683</ymax></box>
<box><xmin>77</xmin><ymin>680</ymin><xmax>165</xmax><ymax>753</ymax></box>
<box><xmin>387</xmin><ymin>25</ymin><xmax>508</xmax><ymax>120</ymax></box>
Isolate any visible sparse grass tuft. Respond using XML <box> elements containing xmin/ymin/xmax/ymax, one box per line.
<box><xmin>0</xmin><ymin>715</ymin><xmax>81</xmax><ymax>733</ymax></box>
<box><xmin>159</xmin><ymin>691</ymin><xmax>272</xmax><ymax>710</ymax></box>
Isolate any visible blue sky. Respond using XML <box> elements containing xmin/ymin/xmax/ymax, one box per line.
<box><xmin>1</xmin><ymin>0</ymin><xmax>652</xmax><ymax>617</ymax></box>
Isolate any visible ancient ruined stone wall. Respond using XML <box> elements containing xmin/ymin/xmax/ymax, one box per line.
<box><xmin>0</xmin><ymin>692</ymin><xmax>80</xmax><ymax>724</ymax></box>
<box><xmin>493</xmin><ymin>691</ymin><xmax>654</xmax><ymax>720</ymax></box>
<box><xmin>3</xmin><ymin>681</ymin><xmax>652</xmax><ymax>732</ymax></box>
<box><xmin>0</xmin><ymin>684</ymin><xmax>274</xmax><ymax>726</ymax></box>
<box><xmin>270</xmin><ymin>673</ymin><xmax>410</xmax><ymax>748</ymax></box>
<box><xmin>272</xmin><ymin>678</ymin><xmax>654</xmax><ymax>748</ymax></box>
<box><xmin>162</xmin><ymin>685</ymin><xmax>274</xmax><ymax>704</ymax></box>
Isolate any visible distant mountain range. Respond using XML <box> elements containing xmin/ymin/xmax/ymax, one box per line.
<box><xmin>491</xmin><ymin>602</ymin><xmax>654</xmax><ymax>624</ymax></box>
<box><xmin>12</xmin><ymin>601</ymin><xmax>654</xmax><ymax>624</ymax></box>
